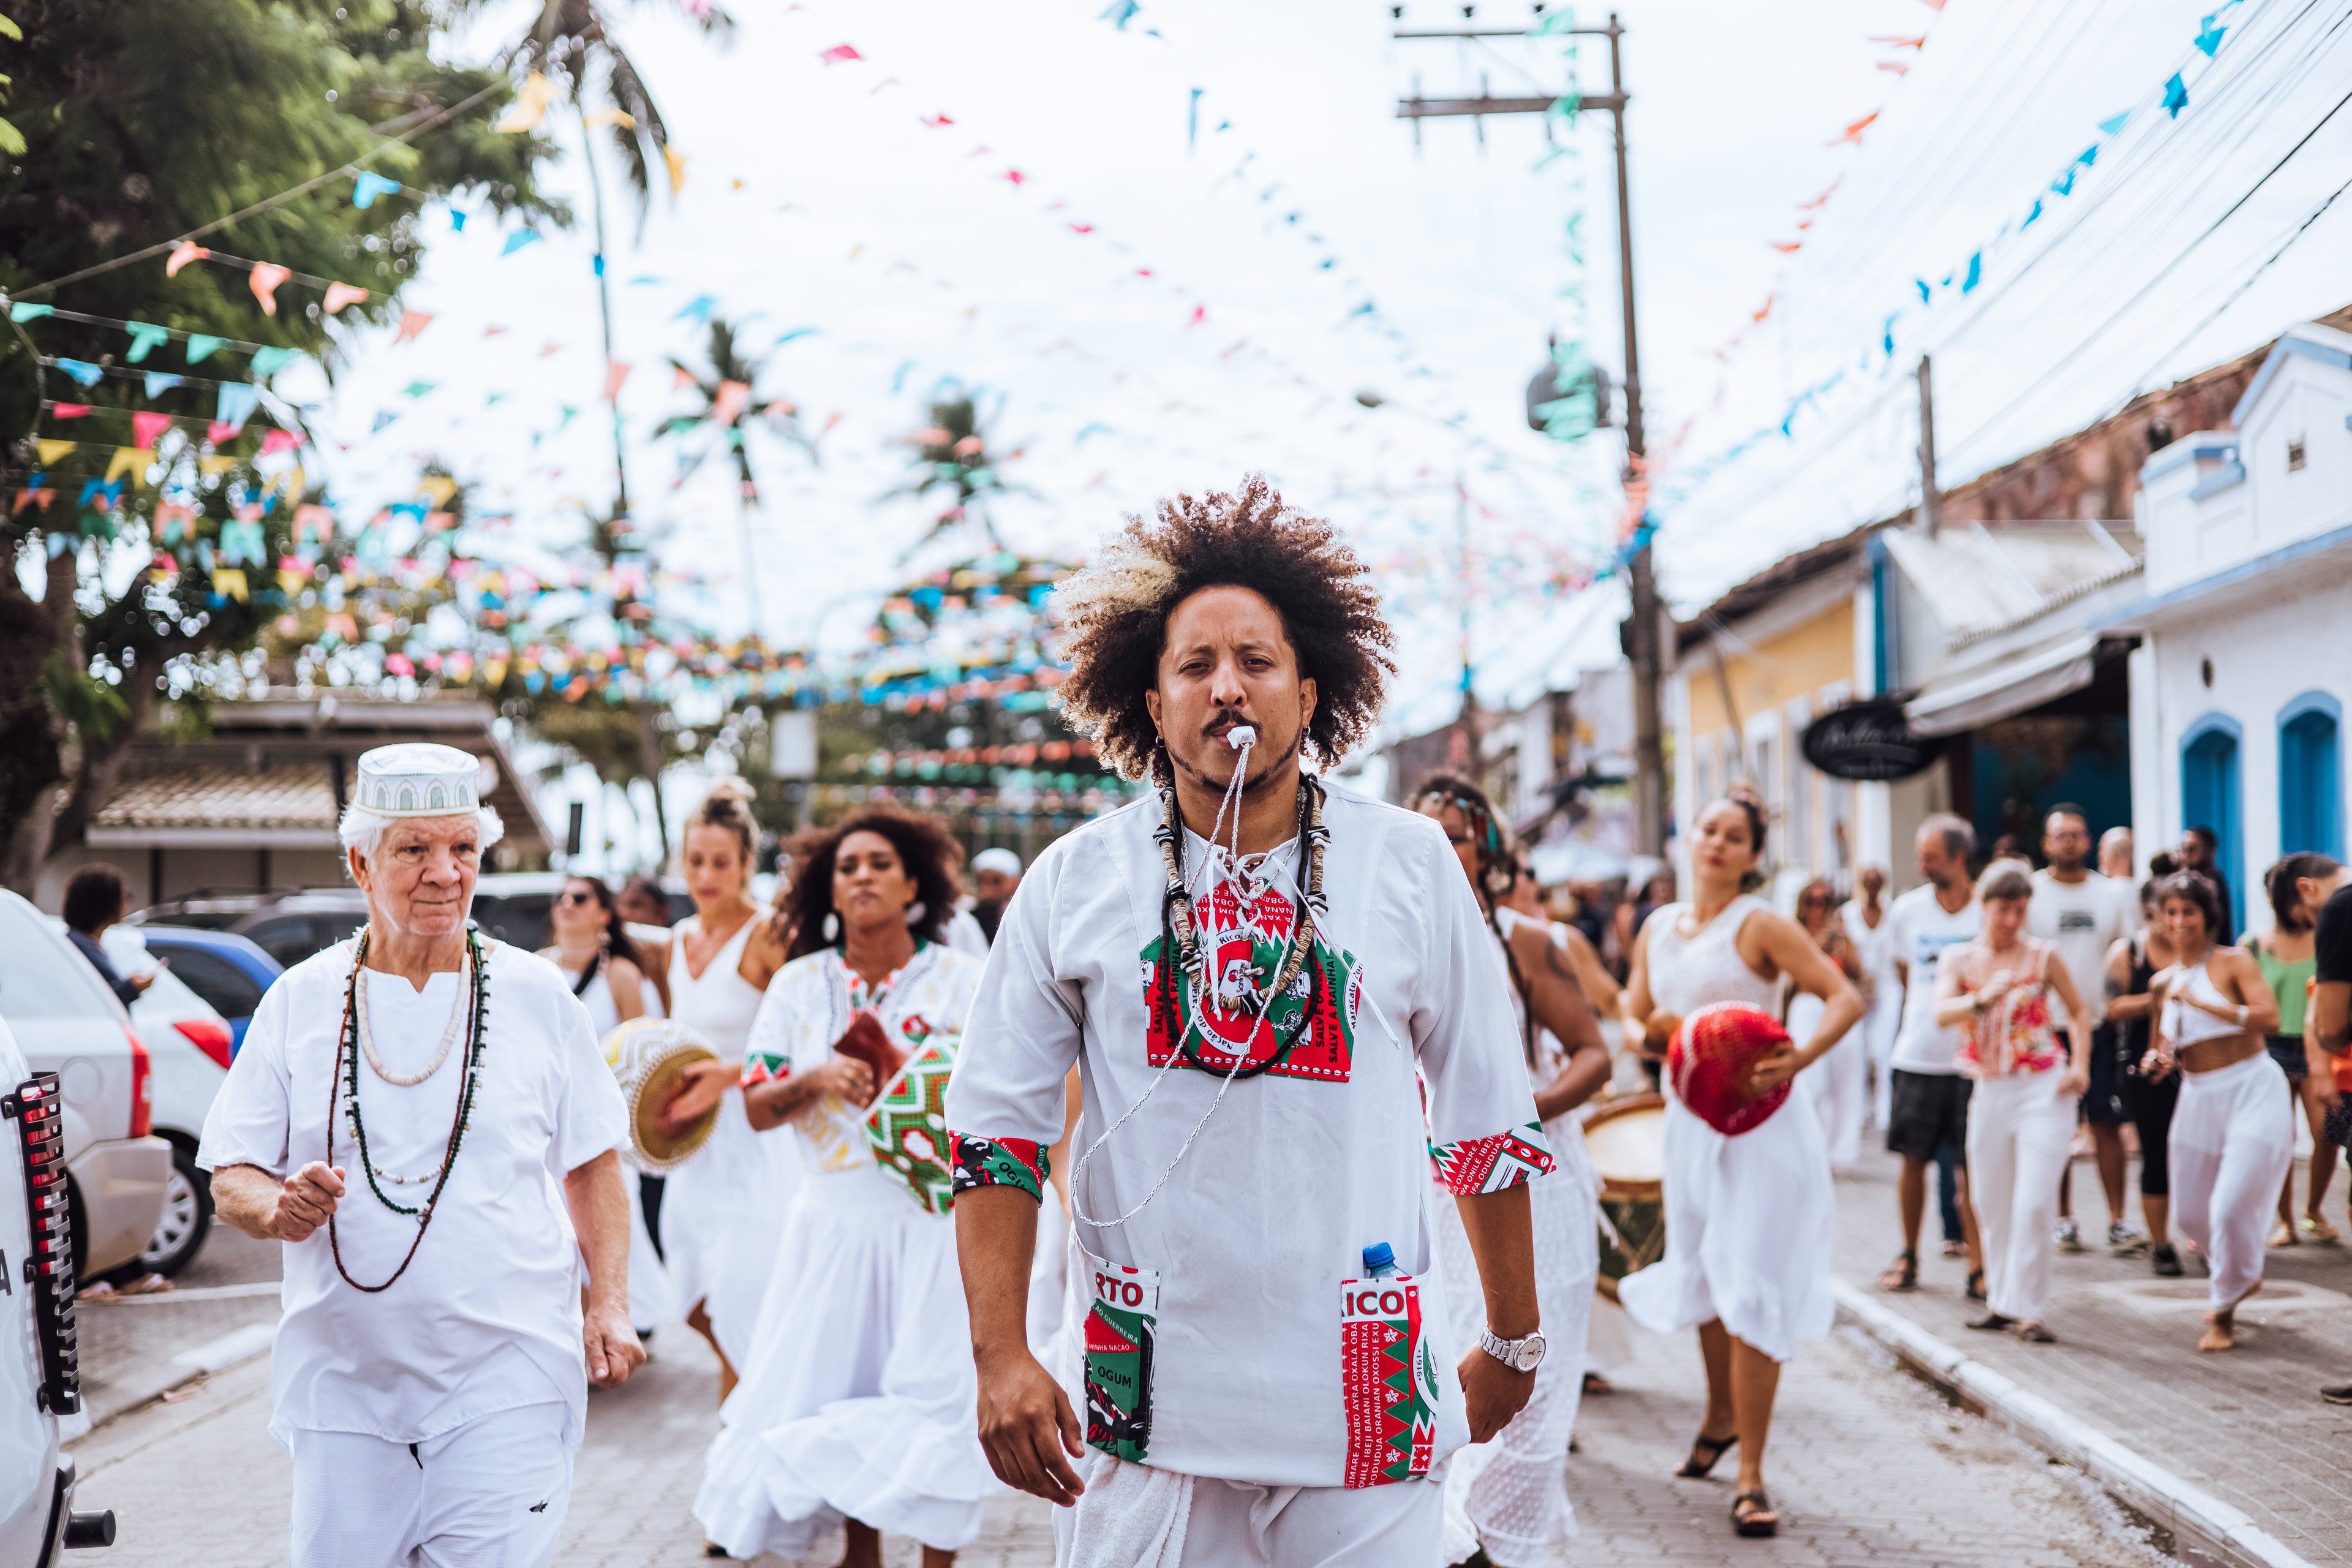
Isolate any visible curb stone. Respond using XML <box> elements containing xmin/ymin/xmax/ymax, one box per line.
<box><xmin>1835</xmin><ymin>1280</ymin><xmax>2315</xmax><ymax>1568</ymax></box>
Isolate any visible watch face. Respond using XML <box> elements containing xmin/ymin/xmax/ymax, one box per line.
<box><xmin>1513</xmin><ymin>1332</ymin><xmax>1547</xmax><ymax>1371</ymax></box>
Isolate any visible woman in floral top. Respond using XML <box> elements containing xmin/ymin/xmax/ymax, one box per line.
<box><xmin>1933</xmin><ymin>865</ymin><xmax>2092</xmax><ymax>1343</ymax></box>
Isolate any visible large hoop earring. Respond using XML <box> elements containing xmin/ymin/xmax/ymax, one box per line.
<box><xmin>903</xmin><ymin>900</ymin><xmax>927</xmax><ymax>927</ymax></box>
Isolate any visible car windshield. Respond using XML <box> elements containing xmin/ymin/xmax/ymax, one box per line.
<box><xmin>0</xmin><ymin>904</ymin><xmax>116</xmax><ymax>1020</ymax></box>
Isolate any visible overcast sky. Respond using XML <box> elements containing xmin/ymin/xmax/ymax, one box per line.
<box><xmin>287</xmin><ymin>0</ymin><xmax>2352</xmax><ymax>733</ymax></box>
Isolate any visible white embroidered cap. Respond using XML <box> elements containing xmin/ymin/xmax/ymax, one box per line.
<box><xmin>352</xmin><ymin>742</ymin><xmax>488</xmax><ymax>818</ymax></box>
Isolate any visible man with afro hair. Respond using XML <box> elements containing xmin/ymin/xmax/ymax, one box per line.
<box><xmin>945</xmin><ymin>478</ymin><xmax>1551</xmax><ymax>1564</ymax></box>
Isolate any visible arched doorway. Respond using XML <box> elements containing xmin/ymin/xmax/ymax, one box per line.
<box><xmin>2280</xmin><ymin>692</ymin><xmax>2344</xmax><ymax>859</ymax></box>
<box><xmin>2182</xmin><ymin>715</ymin><xmax>2243</xmax><ymax>935</ymax></box>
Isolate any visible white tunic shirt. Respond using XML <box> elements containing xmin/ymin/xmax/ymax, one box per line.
<box><xmin>943</xmin><ymin>782</ymin><xmax>1547</xmax><ymax>1490</ymax></box>
<box><xmin>197</xmin><ymin>937</ymin><xmax>628</xmax><ymax>1450</ymax></box>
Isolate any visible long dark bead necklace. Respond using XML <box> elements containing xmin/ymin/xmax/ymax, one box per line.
<box><xmin>326</xmin><ymin>926</ymin><xmax>491</xmax><ymax>1294</ymax></box>
<box><xmin>1152</xmin><ymin>763</ymin><xmax>1329</xmax><ymax>1078</ymax></box>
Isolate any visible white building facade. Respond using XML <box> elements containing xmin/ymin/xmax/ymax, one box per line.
<box><xmin>2103</xmin><ymin>320</ymin><xmax>2352</xmax><ymax>936</ymax></box>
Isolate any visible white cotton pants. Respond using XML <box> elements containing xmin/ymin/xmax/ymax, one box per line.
<box><xmin>1963</xmin><ymin>1069</ymin><xmax>2074</xmax><ymax>1325</ymax></box>
<box><xmin>288</xmin><ymin>1402</ymin><xmax>572</xmax><ymax>1568</ymax></box>
<box><xmin>1798</xmin><ymin>1023</ymin><xmax>1868</xmax><ymax>1169</ymax></box>
<box><xmin>1055</xmin><ymin>1465</ymin><xmax>1442</xmax><ymax>1568</ymax></box>
<box><xmin>2171</xmin><ymin>1051</ymin><xmax>2295</xmax><ymax>1314</ymax></box>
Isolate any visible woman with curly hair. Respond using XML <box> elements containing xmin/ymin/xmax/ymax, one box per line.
<box><xmin>943</xmin><ymin>478</ymin><xmax>1550</xmax><ymax>1566</ymax></box>
<box><xmin>695</xmin><ymin>808</ymin><xmax>997</xmax><ymax>1566</ymax></box>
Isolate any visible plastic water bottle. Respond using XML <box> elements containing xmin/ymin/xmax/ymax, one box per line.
<box><xmin>1361</xmin><ymin>1242</ymin><xmax>1397</xmax><ymax>1280</ymax></box>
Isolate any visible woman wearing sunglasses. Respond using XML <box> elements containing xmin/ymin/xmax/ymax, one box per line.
<box><xmin>541</xmin><ymin>876</ymin><xmax>662</xmax><ymax>1038</ymax></box>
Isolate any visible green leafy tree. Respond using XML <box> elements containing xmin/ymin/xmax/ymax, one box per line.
<box><xmin>658</xmin><ymin>315</ymin><xmax>811</xmax><ymax>634</ymax></box>
<box><xmin>0</xmin><ymin>0</ymin><xmax>567</xmax><ymax>887</ymax></box>
<box><xmin>889</xmin><ymin>390</ymin><xmax>1019</xmax><ymax>551</ymax></box>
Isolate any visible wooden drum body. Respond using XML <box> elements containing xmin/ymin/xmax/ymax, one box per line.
<box><xmin>1583</xmin><ymin>1091</ymin><xmax>1667</xmax><ymax>1297</ymax></box>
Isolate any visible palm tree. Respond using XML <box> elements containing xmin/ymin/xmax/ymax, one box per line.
<box><xmin>889</xmin><ymin>391</ymin><xmax>1017</xmax><ymax>551</ymax></box>
<box><xmin>660</xmin><ymin>317</ymin><xmax>812</xmax><ymax>635</ymax></box>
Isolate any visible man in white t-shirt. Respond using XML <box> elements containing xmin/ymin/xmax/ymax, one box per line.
<box><xmin>1877</xmin><ymin>814</ymin><xmax>1984</xmax><ymax>1295</ymax></box>
<box><xmin>1841</xmin><ymin>865</ymin><xmax>1900</xmax><ymax>1128</ymax></box>
<box><xmin>2029</xmin><ymin>804</ymin><xmax>2138</xmax><ymax>1254</ymax></box>
<box><xmin>200</xmin><ymin>744</ymin><xmax>641</xmax><ymax>1568</ymax></box>
<box><xmin>944</xmin><ymin>481</ymin><xmax>1548</xmax><ymax>1566</ymax></box>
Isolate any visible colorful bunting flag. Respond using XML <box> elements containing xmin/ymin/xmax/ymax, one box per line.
<box><xmin>10</xmin><ymin>302</ymin><xmax>54</xmax><ymax>322</ymax></box>
<box><xmin>185</xmin><ymin>334</ymin><xmax>228</xmax><ymax>364</ymax></box>
<box><xmin>216</xmin><ymin>382</ymin><xmax>260</xmax><ymax>432</ymax></box>
<box><xmin>664</xmin><ymin>147</ymin><xmax>687</xmax><ymax>197</ymax></box>
<box><xmin>105</xmin><ymin>446</ymin><xmax>144</xmax><ymax>484</ymax></box>
<box><xmin>494</xmin><ymin>72</ymin><xmax>556</xmax><ymax>134</ymax></box>
<box><xmin>502</xmin><ymin>229</ymin><xmax>543</xmax><ymax>255</ymax></box>
<box><xmin>123</xmin><ymin>322</ymin><xmax>173</xmax><ymax>363</ymax></box>
<box><xmin>352</xmin><ymin>171</ymin><xmax>404</xmax><ymax>208</ymax></box>
<box><xmin>51</xmin><ymin>404</ymin><xmax>91</xmax><ymax>419</ymax></box>
<box><xmin>259</xmin><ymin>428</ymin><xmax>303</xmax><ymax>457</ymax></box>
<box><xmin>819</xmin><ymin>43</ymin><xmax>862</xmax><ymax>63</ymax></box>
<box><xmin>604</xmin><ymin>361</ymin><xmax>633</xmax><ymax>401</ymax></box>
<box><xmin>36</xmin><ymin>439</ymin><xmax>75</xmax><ymax>464</ymax></box>
<box><xmin>131</xmin><ymin>411</ymin><xmax>173</xmax><ymax>450</ymax></box>
<box><xmin>397</xmin><ymin>311</ymin><xmax>434</xmax><ymax>344</ymax></box>
<box><xmin>2163</xmin><ymin>73</ymin><xmax>2188</xmax><ymax>117</ymax></box>
<box><xmin>323</xmin><ymin>282</ymin><xmax>369</xmax><ymax>314</ymax></box>
<box><xmin>164</xmin><ymin>242</ymin><xmax>209</xmax><ymax>277</ymax></box>
<box><xmin>1832</xmin><ymin>111</ymin><xmax>1879</xmax><ymax>146</ymax></box>
<box><xmin>249</xmin><ymin>345</ymin><xmax>299</xmax><ymax>379</ymax></box>
<box><xmin>53</xmin><ymin>358</ymin><xmax>104</xmax><ymax>387</ymax></box>
<box><xmin>249</xmin><ymin>263</ymin><xmax>292</xmax><ymax>315</ymax></box>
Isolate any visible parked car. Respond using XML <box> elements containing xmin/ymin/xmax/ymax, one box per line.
<box><xmin>119</xmin><ymin>927</ymin><xmax>279</xmax><ymax>1054</ymax></box>
<box><xmin>468</xmin><ymin>871</ymin><xmax>564</xmax><ymax>954</ymax></box>
<box><xmin>0</xmin><ymin>892</ymin><xmax>171</xmax><ymax>1283</ymax></box>
<box><xmin>87</xmin><ymin>929</ymin><xmax>233</xmax><ymax>1277</ymax></box>
<box><xmin>132</xmin><ymin>888</ymin><xmax>365</xmax><ymax>971</ymax></box>
<box><xmin>0</xmin><ymin>1014</ymin><xmax>116</xmax><ymax>1564</ymax></box>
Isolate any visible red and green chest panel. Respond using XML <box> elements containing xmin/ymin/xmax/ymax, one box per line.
<box><xmin>1140</xmin><ymin>879</ymin><xmax>1362</xmax><ymax>1082</ymax></box>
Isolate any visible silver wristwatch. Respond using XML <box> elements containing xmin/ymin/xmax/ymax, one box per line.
<box><xmin>1479</xmin><ymin>1326</ymin><xmax>1547</xmax><ymax>1373</ymax></box>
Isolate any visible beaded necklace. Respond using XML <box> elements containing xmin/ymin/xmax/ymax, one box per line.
<box><xmin>1068</xmin><ymin>735</ymin><xmax>1329</xmax><ymax>1231</ymax></box>
<box><xmin>325</xmin><ymin>927</ymin><xmax>491</xmax><ymax>1294</ymax></box>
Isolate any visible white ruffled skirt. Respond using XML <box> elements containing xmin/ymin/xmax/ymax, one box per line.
<box><xmin>662</xmin><ymin>1089</ymin><xmax>801</xmax><ymax>1370</ymax></box>
<box><xmin>1619</xmin><ymin>1082</ymin><xmax>1835</xmax><ymax>1363</ymax></box>
<box><xmin>1434</xmin><ymin>1117</ymin><xmax>1600</xmax><ymax>1568</ymax></box>
<box><xmin>693</xmin><ymin>1166</ymin><xmax>999</xmax><ymax>1558</ymax></box>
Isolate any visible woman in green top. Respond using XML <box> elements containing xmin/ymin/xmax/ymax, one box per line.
<box><xmin>2250</xmin><ymin>856</ymin><xmax>2335</xmax><ymax>1244</ymax></box>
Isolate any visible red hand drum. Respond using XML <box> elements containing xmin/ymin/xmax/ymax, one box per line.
<box><xmin>1668</xmin><ymin>1002</ymin><xmax>1793</xmax><ymax>1136</ymax></box>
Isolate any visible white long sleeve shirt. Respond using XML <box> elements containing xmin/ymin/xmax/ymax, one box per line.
<box><xmin>943</xmin><ymin>781</ymin><xmax>1548</xmax><ymax>1489</ymax></box>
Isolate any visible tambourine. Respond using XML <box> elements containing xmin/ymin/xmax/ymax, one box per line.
<box><xmin>602</xmin><ymin>1017</ymin><xmax>723</xmax><ymax>1173</ymax></box>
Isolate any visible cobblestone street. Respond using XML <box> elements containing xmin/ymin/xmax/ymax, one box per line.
<box><xmin>67</xmin><ymin>1214</ymin><xmax>2178</xmax><ymax>1567</ymax></box>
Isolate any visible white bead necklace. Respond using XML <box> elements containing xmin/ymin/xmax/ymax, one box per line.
<box><xmin>356</xmin><ymin>952</ymin><xmax>469</xmax><ymax>1087</ymax></box>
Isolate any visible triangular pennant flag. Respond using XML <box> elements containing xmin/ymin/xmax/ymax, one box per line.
<box><xmin>352</xmin><ymin>171</ymin><xmax>403</xmax><ymax>208</ymax></box>
<box><xmin>2098</xmin><ymin>110</ymin><xmax>2130</xmax><ymax>136</ymax></box>
<box><xmin>250</xmin><ymin>346</ymin><xmax>299</xmax><ymax>379</ymax></box>
<box><xmin>37</xmin><ymin>439</ymin><xmax>75</xmax><ymax>464</ymax></box>
<box><xmin>493</xmin><ymin>71</ymin><xmax>556</xmax><ymax>134</ymax></box>
<box><xmin>603</xmin><ymin>360</ymin><xmax>632</xmax><ymax>401</ymax></box>
<box><xmin>9</xmin><ymin>301</ymin><xmax>54</xmax><ymax>322</ymax></box>
<box><xmin>106</xmin><ymin>445</ymin><xmax>145</xmax><ymax>484</ymax></box>
<box><xmin>664</xmin><ymin>146</ymin><xmax>687</xmax><ymax>196</ymax></box>
<box><xmin>448</xmin><ymin>208</ymin><xmax>469</xmax><ymax>232</ymax></box>
<box><xmin>675</xmin><ymin>295</ymin><xmax>716</xmax><ymax>324</ymax></box>
<box><xmin>818</xmin><ymin>43</ymin><xmax>862</xmax><ymax>63</ymax></box>
<box><xmin>402</xmin><ymin>381</ymin><xmax>438</xmax><ymax>398</ymax></box>
<box><xmin>205</xmin><ymin>420</ymin><xmax>239</xmax><ymax>445</ymax></box>
<box><xmin>501</xmin><ymin>229</ymin><xmax>543</xmax><ymax>256</ymax></box>
<box><xmin>712</xmin><ymin>380</ymin><xmax>752</xmax><ymax>425</ymax></box>
<box><xmin>143</xmin><ymin>372</ymin><xmax>185</xmax><ymax>398</ymax></box>
<box><xmin>584</xmin><ymin>107</ymin><xmax>636</xmax><ymax>130</ymax></box>
<box><xmin>197</xmin><ymin>454</ymin><xmax>236</xmax><ymax>477</ymax></box>
<box><xmin>323</xmin><ymin>282</ymin><xmax>369</xmax><ymax>314</ymax></box>
<box><xmin>1961</xmin><ymin>251</ymin><xmax>1982</xmax><ymax>292</ymax></box>
<box><xmin>259</xmin><ymin>428</ymin><xmax>303</xmax><ymax>457</ymax></box>
<box><xmin>132</xmin><ymin>411</ymin><xmax>174</xmax><ymax>450</ymax></box>
<box><xmin>50</xmin><ymin>404</ymin><xmax>91</xmax><ymax>419</ymax></box>
<box><xmin>52</xmin><ymin>358</ymin><xmax>104</xmax><ymax>387</ymax></box>
<box><xmin>215</xmin><ymin>381</ymin><xmax>261</xmax><ymax>433</ymax></box>
<box><xmin>2163</xmin><ymin>72</ymin><xmax>2188</xmax><ymax>118</ymax></box>
<box><xmin>249</xmin><ymin>263</ymin><xmax>292</xmax><ymax>315</ymax></box>
<box><xmin>396</xmin><ymin>311</ymin><xmax>434</xmax><ymax>343</ymax></box>
<box><xmin>185</xmin><ymin>334</ymin><xmax>228</xmax><ymax>364</ymax></box>
<box><xmin>2195</xmin><ymin>13</ymin><xmax>2226</xmax><ymax>55</ymax></box>
<box><xmin>124</xmin><ymin>322</ymin><xmax>173</xmax><ymax>363</ymax></box>
<box><xmin>165</xmin><ymin>242</ymin><xmax>210</xmax><ymax>277</ymax></box>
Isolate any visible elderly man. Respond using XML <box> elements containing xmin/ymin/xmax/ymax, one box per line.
<box><xmin>200</xmin><ymin>743</ymin><xmax>641</xmax><ymax>1568</ymax></box>
<box><xmin>969</xmin><ymin>846</ymin><xmax>1023</xmax><ymax>944</ymax></box>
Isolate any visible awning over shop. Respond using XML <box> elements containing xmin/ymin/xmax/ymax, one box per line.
<box><xmin>1903</xmin><ymin>633</ymin><xmax>2101</xmax><ymax>737</ymax></box>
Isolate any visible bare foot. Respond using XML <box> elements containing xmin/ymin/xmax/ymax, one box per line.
<box><xmin>2199</xmin><ymin>1281</ymin><xmax>2262</xmax><ymax>1351</ymax></box>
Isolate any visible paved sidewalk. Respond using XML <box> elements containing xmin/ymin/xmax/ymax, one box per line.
<box><xmin>1834</xmin><ymin>1141</ymin><xmax>2352</xmax><ymax>1564</ymax></box>
<box><xmin>1571</xmin><ymin>1315</ymin><xmax>2164</xmax><ymax>1567</ymax></box>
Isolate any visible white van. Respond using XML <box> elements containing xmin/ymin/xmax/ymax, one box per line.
<box><xmin>0</xmin><ymin>894</ymin><xmax>171</xmax><ymax>1281</ymax></box>
<box><xmin>0</xmin><ymin>1014</ymin><xmax>116</xmax><ymax>1562</ymax></box>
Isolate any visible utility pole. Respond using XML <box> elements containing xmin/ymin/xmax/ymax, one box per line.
<box><xmin>1915</xmin><ymin>355</ymin><xmax>1941</xmax><ymax>537</ymax></box>
<box><xmin>1395</xmin><ymin>13</ymin><xmax>1665</xmax><ymax>854</ymax></box>
<box><xmin>1453</xmin><ymin>472</ymin><xmax>1478</xmax><ymax>774</ymax></box>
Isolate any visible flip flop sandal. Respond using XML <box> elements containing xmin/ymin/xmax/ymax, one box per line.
<box><xmin>1732</xmin><ymin>1490</ymin><xmax>1779</xmax><ymax>1537</ymax></box>
<box><xmin>2301</xmin><ymin>1216</ymin><xmax>2342</xmax><ymax>1244</ymax></box>
<box><xmin>1877</xmin><ymin>1250</ymin><xmax>1919</xmax><ymax>1292</ymax></box>
<box><xmin>1966</xmin><ymin>1268</ymin><xmax>1986</xmax><ymax>1302</ymax></box>
<box><xmin>2016</xmin><ymin>1322</ymin><xmax>2057</xmax><ymax>1344</ymax></box>
<box><xmin>1678</xmin><ymin>1431</ymin><xmax>1738</xmax><ymax>1478</ymax></box>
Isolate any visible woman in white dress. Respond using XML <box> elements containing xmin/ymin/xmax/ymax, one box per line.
<box><xmin>638</xmin><ymin>781</ymin><xmax>800</xmax><ymax>1400</ymax></box>
<box><xmin>1412</xmin><ymin>778</ymin><xmax>1611</xmax><ymax>1568</ymax></box>
<box><xmin>696</xmin><ymin>809</ymin><xmax>995</xmax><ymax>1568</ymax></box>
<box><xmin>540</xmin><ymin>874</ymin><xmax>673</xmax><ymax>1335</ymax></box>
<box><xmin>1620</xmin><ymin>794</ymin><xmax>1863</xmax><ymax>1538</ymax></box>
<box><xmin>1790</xmin><ymin>878</ymin><xmax>1868</xmax><ymax>1170</ymax></box>
<box><xmin>2144</xmin><ymin>870</ymin><xmax>2287</xmax><ymax>1352</ymax></box>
